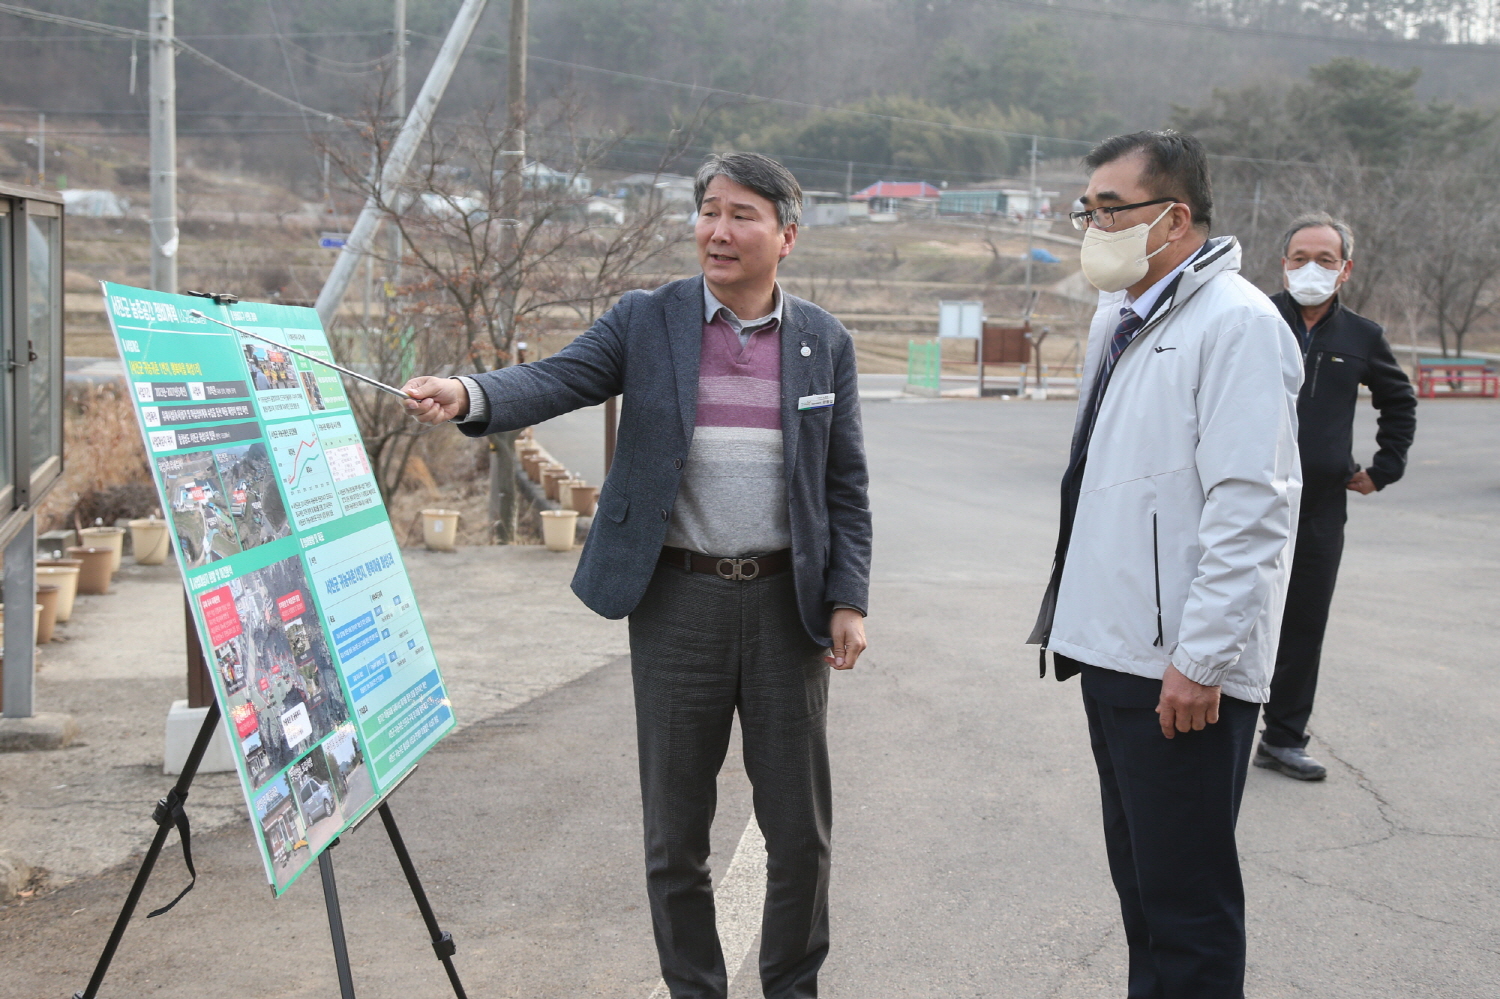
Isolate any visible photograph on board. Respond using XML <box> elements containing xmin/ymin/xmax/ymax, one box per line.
<box><xmin>207</xmin><ymin>557</ymin><xmax>349</xmax><ymax>786</ymax></box>
<box><xmin>157</xmin><ymin>450</ymin><xmax>243</xmax><ymax>568</ymax></box>
<box><xmin>212</xmin><ymin>441</ymin><xmax>290</xmax><ymax>549</ymax></box>
<box><xmin>321</xmin><ymin>723</ymin><xmax>375</xmax><ymax>824</ymax></box>
<box><xmin>254</xmin><ymin>774</ymin><xmax>310</xmax><ymax>890</ymax></box>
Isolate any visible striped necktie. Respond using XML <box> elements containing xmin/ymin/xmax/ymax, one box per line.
<box><xmin>1101</xmin><ymin>307</ymin><xmax>1145</xmax><ymax>385</ymax></box>
<box><xmin>1078</xmin><ymin>307</ymin><xmax>1146</xmax><ymax>443</ymax></box>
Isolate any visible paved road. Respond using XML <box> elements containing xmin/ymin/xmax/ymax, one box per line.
<box><xmin>4</xmin><ymin>396</ymin><xmax>1496</xmax><ymax>998</ymax></box>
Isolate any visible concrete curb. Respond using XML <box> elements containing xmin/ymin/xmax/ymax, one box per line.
<box><xmin>0</xmin><ymin>712</ymin><xmax>78</xmax><ymax>753</ymax></box>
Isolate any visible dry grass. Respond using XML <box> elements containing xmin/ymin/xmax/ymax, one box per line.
<box><xmin>38</xmin><ymin>383</ymin><xmax>154</xmax><ymax>533</ymax></box>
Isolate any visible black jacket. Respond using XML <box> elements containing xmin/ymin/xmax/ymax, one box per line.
<box><xmin>1271</xmin><ymin>291</ymin><xmax>1417</xmax><ymax>494</ymax></box>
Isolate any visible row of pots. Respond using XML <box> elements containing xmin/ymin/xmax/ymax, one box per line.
<box><xmin>19</xmin><ymin>519</ymin><xmax>173</xmax><ymax>645</ymax></box>
<box><xmin>518</xmin><ymin>439</ymin><xmax>597</xmax><ymax>552</ymax></box>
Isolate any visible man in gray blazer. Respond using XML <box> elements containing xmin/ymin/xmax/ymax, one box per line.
<box><xmin>404</xmin><ymin>152</ymin><xmax>871</xmax><ymax>999</ymax></box>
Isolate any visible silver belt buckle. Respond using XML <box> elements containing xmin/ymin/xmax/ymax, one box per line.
<box><xmin>715</xmin><ymin>557</ymin><xmax>759</xmax><ymax>581</ymax></box>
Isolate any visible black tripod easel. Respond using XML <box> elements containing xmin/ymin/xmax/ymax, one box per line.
<box><xmin>73</xmin><ymin>705</ymin><xmax>468</xmax><ymax>999</ymax></box>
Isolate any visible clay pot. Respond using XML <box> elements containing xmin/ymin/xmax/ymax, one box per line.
<box><xmin>80</xmin><ymin>526</ymin><xmax>127</xmax><ymax>572</ymax></box>
<box><xmin>568</xmin><ymin>485</ymin><xmax>598</xmax><ymax>517</ymax></box>
<box><xmin>66</xmin><ymin>546</ymin><xmax>115</xmax><ymax>595</ymax></box>
<box><xmin>421</xmin><ymin>508</ymin><xmax>461</xmax><ymax>553</ymax></box>
<box><xmin>540</xmin><ymin>509</ymin><xmax>579</xmax><ymax>552</ymax></box>
<box><xmin>558</xmin><ymin>478</ymin><xmax>584</xmax><ymax>511</ymax></box>
<box><xmin>543</xmin><ymin>466</ymin><xmax>571</xmax><ymax>502</ymax></box>
<box><xmin>128</xmin><ymin>518</ymin><xmax>171</xmax><ymax>565</ymax></box>
<box><xmin>36</xmin><ymin>560</ymin><xmax>81</xmax><ymax>621</ymax></box>
<box><xmin>35</xmin><ymin>585</ymin><xmax>59</xmax><ymax>643</ymax></box>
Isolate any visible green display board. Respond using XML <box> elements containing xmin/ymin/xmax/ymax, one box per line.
<box><xmin>103</xmin><ymin>283</ymin><xmax>456</xmax><ymax>895</ymax></box>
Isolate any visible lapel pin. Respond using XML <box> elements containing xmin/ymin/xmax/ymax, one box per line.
<box><xmin>800</xmin><ymin>343</ymin><xmax>811</xmax><ymax>357</ymax></box>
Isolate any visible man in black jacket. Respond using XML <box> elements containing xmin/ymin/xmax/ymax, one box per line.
<box><xmin>1259</xmin><ymin>213</ymin><xmax>1417</xmax><ymax>780</ymax></box>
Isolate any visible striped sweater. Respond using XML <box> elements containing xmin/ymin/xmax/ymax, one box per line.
<box><xmin>662</xmin><ymin>306</ymin><xmax>790</xmax><ymax>557</ymax></box>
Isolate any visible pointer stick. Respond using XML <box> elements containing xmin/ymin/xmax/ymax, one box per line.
<box><xmin>186</xmin><ymin>309</ymin><xmax>413</xmax><ymax>400</ymax></box>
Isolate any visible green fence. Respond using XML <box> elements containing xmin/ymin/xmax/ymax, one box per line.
<box><xmin>907</xmin><ymin>340</ymin><xmax>941</xmax><ymax>396</ymax></box>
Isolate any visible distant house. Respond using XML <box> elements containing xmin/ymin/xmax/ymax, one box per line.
<box><xmin>613</xmin><ymin>172</ymin><xmax>696</xmax><ymax>208</ymax></box>
<box><xmin>801</xmin><ymin>190</ymin><xmax>849</xmax><ymax>226</ymax></box>
<box><xmin>61</xmin><ymin>189</ymin><xmax>129</xmax><ymax>218</ymax></box>
<box><xmin>851</xmin><ymin>181</ymin><xmax>940</xmax><ymax>216</ymax></box>
<box><xmin>939</xmin><ymin>190</ymin><xmax>1006</xmax><ymax>216</ymax></box>
<box><xmin>519</xmin><ymin>160</ymin><xmax>592</xmax><ymax>196</ymax></box>
<box><xmin>1000</xmin><ymin>189</ymin><xmax>1059</xmax><ymax>217</ymax></box>
<box><xmin>584</xmin><ymin>197</ymin><xmax>626</xmax><ymax>225</ymax></box>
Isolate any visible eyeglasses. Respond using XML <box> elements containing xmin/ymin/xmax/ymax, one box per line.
<box><xmin>1069</xmin><ymin>198</ymin><xmax>1177</xmax><ymax>231</ymax></box>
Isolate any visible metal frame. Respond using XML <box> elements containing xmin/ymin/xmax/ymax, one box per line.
<box><xmin>0</xmin><ymin>178</ymin><xmax>65</xmax><ymax>545</ymax></box>
<box><xmin>0</xmin><ymin>178</ymin><xmax>66</xmax><ymax>719</ymax></box>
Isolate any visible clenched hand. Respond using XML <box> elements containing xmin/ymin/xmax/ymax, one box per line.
<box><xmin>1156</xmin><ymin>663</ymin><xmax>1220</xmax><ymax>739</ymax></box>
<box><xmin>402</xmin><ymin>376</ymin><xmax>470</xmax><ymax>425</ymax></box>
<box><xmin>825</xmin><ymin>608</ymin><xmax>867</xmax><ymax>670</ymax></box>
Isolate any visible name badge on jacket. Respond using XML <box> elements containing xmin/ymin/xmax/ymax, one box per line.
<box><xmin>798</xmin><ymin>393</ymin><xmax>835</xmax><ymax>410</ymax></box>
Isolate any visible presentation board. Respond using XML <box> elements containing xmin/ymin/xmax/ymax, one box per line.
<box><xmin>102</xmin><ymin>283</ymin><xmax>456</xmax><ymax>895</ymax></box>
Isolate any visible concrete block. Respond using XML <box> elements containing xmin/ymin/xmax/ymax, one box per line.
<box><xmin>163</xmin><ymin>699</ymin><xmax>237</xmax><ymax>775</ymax></box>
<box><xmin>0</xmin><ymin>712</ymin><xmax>78</xmax><ymax>752</ymax></box>
<box><xmin>0</xmin><ymin>849</ymin><xmax>31</xmax><ymax>899</ymax></box>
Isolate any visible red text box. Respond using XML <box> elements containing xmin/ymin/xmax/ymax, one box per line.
<box><xmin>199</xmin><ymin>586</ymin><xmax>243</xmax><ymax>647</ymax></box>
<box><xmin>276</xmin><ymin>590</ymin><xmax>306</xmax><ymax>622</ymax></box>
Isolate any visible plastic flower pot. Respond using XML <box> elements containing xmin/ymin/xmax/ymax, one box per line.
<box><xmin>540</xmin><ymin>509</ymin><xmax>579</xmax><ymax>552</ymax></box>
<box><xmin>0</xmin><ymin>604</ymin><xmax>44</xmax><ymax>644</ymax></box>
<box><xmin>80</xmin><ymin>526</ymin><xmax>127</xmax><ymax>572</ymax></box>
<box><xmin>66</xmin><ymin>546</ymin><xmax>115</xmax><ymax>595</ymax></box>
<box><xmin>421</xmin><ymin>509</ymin><xmax>461</xmax><ymax>552</ymax></box>
<box><xmin>128</xmin><ymin>518</ymin><xmax>171</xmax><ymax>565</ymax></box>
<box><xmin>568</xmin><ymin>485</ymin><xmax>598</xmax><ymax>517</ymax></box>
<box><xmin>36</xmin><ymin>561</ymin><xmax>81</xmax><ymax>621</ymax></box>
<box><xmin>35</xmin><ymin>585</ymin><xmax>60</xmax><ymax>643</ymax></box>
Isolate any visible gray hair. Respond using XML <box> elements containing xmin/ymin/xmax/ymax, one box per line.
<box><xmin>1281</xmin><ymin>212</ymin><xmax>1355</xmax><ymax>260</ymax></box>
<box><xmin>694</xmin><ymin>152</ymin><xmax>802</xmax><ymax>228</ymax></box>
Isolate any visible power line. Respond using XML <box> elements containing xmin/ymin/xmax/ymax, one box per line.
<box><xmin>0</xmin><ymin>2</ymin><xmax>350</xmax><ymax>123</ymax></box>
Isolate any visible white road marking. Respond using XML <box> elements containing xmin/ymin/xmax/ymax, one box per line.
<box><xmin>647</xmin><ymin>812</ymin><xmax>767</xmax><ymax>998</ymax></box>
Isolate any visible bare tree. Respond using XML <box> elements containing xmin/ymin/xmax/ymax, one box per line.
<box><xmin>320</xmin><ymin>96</ymin><xmax>698</xmax><ymax>540</ymax></box>
<box><xmin>1408</xmin><ymin>159</ymin><xmax>1500</xmax><ymax>357</ymax></box>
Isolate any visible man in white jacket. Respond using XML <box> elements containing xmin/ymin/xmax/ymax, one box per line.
<box><xmin>1029</xmin><ymin>131</ymin><xmax>1302</xmax><ymax>998</ymax></box>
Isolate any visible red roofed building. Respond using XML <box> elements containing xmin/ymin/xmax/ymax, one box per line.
<box><xmin>851</xmin><ymin>181</ymin><xmax>941</xmax><ymax>215</ymax></box>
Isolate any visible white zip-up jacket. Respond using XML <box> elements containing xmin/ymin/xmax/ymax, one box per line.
<box><xmin>1034</xmin><ymin>236</ymin><xmax>1303</xmax><ymax>703</ymax></box>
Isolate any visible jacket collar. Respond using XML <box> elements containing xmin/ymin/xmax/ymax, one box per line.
<box><xmin>1099</xmin><ymin>236</ymin><xmax>1241</xmax><ymax>334</ymax></box>
<box><xmin>666</xmin><ymin>276</ymin><xmax>706</xmax><ymax>443</ymax></box>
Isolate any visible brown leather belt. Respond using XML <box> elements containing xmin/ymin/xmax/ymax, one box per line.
<box><xmin>660</xmin><ymin>545</ymin><xmax>791</xmax><ymax>581</ymax></box>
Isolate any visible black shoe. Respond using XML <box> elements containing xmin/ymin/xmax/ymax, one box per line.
<box><xmin>1254</xmin><ymin>741</ymin><xmax>1328</xmax><ymax>781</ymax></box>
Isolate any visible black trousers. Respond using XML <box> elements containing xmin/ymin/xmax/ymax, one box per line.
<box><xmin>628</xmin><ymin>563</ymin><xmax>832</xmax><ymax>999</ymax></box>
<box><xmin>1067</xmin><ymin>658</ymin><xmax>1259</xmax><ymax>999</ymax></box>
<box><xmin>1263</xmin><ymin>487</ymin><xmax>1347</xmax><ymax>749</ymax></box>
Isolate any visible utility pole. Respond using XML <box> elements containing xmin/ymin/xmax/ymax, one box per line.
<box><xmin>314</xmin><ymin>0</ymin><xmax>490</xmax><ymax>327</ymax></box>
<box><xmin>844</xmin><ymin>160</ymin><xmax>853</xmax><ymax>198</ymax></box>
<box><xmin>389</xmin><ymin>0</ymin><xmax>407</xmax><ymax>305</ymax></box>
<box><xmin>149</xmin><ymin>0</ymin><xmax>177</xmax><ymax>294</ymax></box>
<box><xmin>1023</xmin><ymin>134</ymin><xmax>1037</xmax><ymax>298</ymax></box>
<box><xmin>491</xmin><ymin>0</ymin><xmax>527</xmax><ymax>544</ymax></box>
<box><xmin>35</xmin><ymin>113</ymin><xmax>45</xmax><ymax>187</ymax></box>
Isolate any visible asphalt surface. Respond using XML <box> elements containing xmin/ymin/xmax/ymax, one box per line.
<box><xmin>3</xmin><ymin>392</ymin><xmax>1497</xmax><ymax>998</ymax></box>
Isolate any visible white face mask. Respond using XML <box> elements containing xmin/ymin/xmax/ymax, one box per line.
<box><xmin>1078</xmin><ymin>204</ymin><xmax>1176</xmax><ymax>293</ymax></box>
<box><xmin>1284</xmin><ymin>260</ymin><xmax>1343</xmax><ymax>306</ymax></box>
